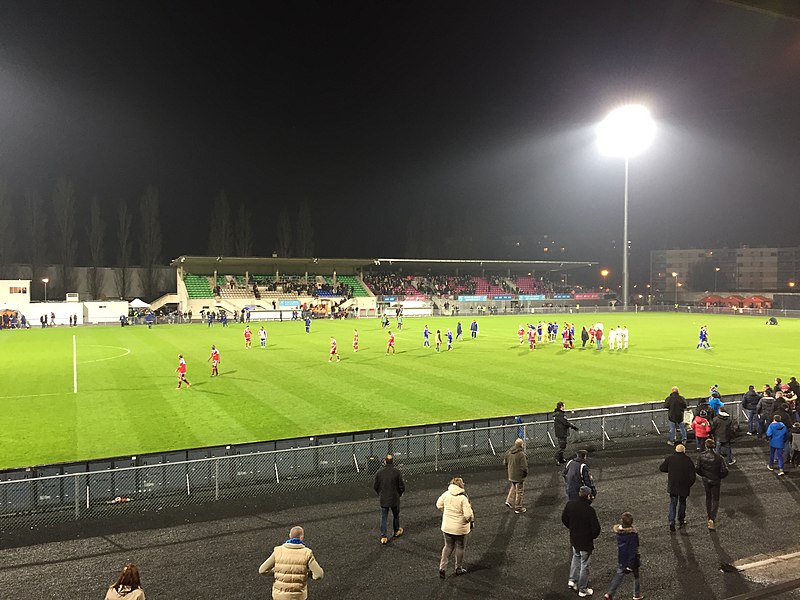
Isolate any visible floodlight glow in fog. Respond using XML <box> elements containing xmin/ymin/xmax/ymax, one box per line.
<box><xmin>597</xmin><ymin>105</ymin><xmax>655</xmax><ymax>157</ymax></box>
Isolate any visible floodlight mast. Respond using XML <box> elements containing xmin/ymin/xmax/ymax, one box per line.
<box><xmin>597</xmin><ymin>105</ymin><xmax>655</xmax><ymax>310</ymax></box>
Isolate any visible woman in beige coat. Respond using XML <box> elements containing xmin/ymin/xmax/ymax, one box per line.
<box><xmin>436</xmin><ymin>476</ymin><xmax>474</xmax><ymax>578</ymax></box>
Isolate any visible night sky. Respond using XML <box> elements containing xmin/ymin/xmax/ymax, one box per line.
<box><xmin>1</xmin><ymin>0</ymin><xmax>799</xmax><ymax>283</ymax></box>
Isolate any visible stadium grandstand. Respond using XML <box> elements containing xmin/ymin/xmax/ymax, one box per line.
<box><xmin>163</xmin><ymin>256</ymin><xmax>599</xmax><ymax>320</ymax></box>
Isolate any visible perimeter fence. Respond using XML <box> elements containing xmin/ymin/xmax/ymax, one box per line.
<box><xmin>0</xmin><ymin>395</ymin><xmax>743</xmax><ymax>532</ymax></box>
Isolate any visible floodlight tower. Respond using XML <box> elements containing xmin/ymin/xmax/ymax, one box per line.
<box><xmin>597</xmin><ymin>105</ymin><xmax>655</xmax><ymax>310</ymax></box>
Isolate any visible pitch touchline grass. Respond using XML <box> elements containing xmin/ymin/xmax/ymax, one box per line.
<box><xmin>0</xmin><ymin>312</ymin><xmax>795</xmax><ymax>469</ymax></box>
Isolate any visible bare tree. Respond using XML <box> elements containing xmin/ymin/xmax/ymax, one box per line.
<box><xmin>115</xmin><ymin>201</ymin><xmax>134</xmax><ymax>299</ymax></box>
<box><xmin>25</xmin><ymin>189</ymin><xmax>47</xmax><ymax>295</ymax></box>
<box><xmin>53</xmin><ymin>177</ymin><xmax>77</xmax><ymax>296</ymax></box>
<box><xmin>295</xmin><ymin>199</ymin><xmax>314</xmax><ymax>257</ymax></box>
<box><xmin>208</xmin><ymin>191</ymin><xmax>233</xmax><ymax>257</ymax></box>
<box><xmin>86</xmin><ymin>195</ymin><xmax>106</xmax><ymax>299</ymax></box>
<box><xmin>276</xmin><ymin>207</ymin><xmax>292</xmax><ymax>257</ymax></box>
<box><xmin>139</xmin><ymin>185</ymin><xmax>163</xmax><ymax>299</ymax></box>
<box><xmin>234</xmin><ymin>203</ymin><xmax>254</xmax><ymax>256</ymax></box>
<box><xmin>0</xmin><ymin>178</ymin><xmax>14</xmax><ymax>278</ymax></box>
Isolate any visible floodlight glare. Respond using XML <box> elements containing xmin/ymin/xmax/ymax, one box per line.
<box><xmin>597</xmin><ymin>105</ymin><xmax>655</xmax><ymax>157</ymax></box>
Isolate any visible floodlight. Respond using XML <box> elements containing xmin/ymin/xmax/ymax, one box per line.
<box><xmin>597</xmin><ymin>105</ymin><xmax>655</xmax><ymax>157</ymax></box>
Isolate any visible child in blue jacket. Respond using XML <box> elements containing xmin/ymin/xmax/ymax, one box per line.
<box><xmin>766</xmin><ymin>415</ymin><xmax>789</xmax><ymax>476</ymax></box>
<box><xmin>603</xmin><ymin>512</ymin><xmax>642</xmax><ymax>600</ymax></box>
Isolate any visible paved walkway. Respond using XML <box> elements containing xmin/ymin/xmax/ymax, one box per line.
<box><xmin>2</xmin><ymin>437</ymin><xmax>800</xmax><ymax>599</ymax></box>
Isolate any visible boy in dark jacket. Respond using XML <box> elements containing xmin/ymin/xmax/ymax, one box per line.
<box><xmin>603</xmin><ymin>512</ymin><xmax>642</xmax><ymax>600</ymax></box>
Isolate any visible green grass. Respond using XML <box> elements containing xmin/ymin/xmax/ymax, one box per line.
<box><xmin>0</xmin><ymin>313</ymin><xmax>795</xmax><ymax>470</ymax></box>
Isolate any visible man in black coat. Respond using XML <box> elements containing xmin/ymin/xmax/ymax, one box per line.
<box><xmin>373</xmin><ymin>454</ymin><xmax>405</xmax><ymax>544</ymax></box>
<box><xmin>659</xmin><ymin>444</ymin><xmax>696</xmax><ymax>532</ymax></box>
<box><xmin>553</xmin><ymin>402</ymin><xmax>579</xmax><ymax>464</ymax></box>
<box><xmin>664</xmin><ymin>386</ymin><xmax>688</xmax><ymax>445</ymax></box>
<box><xmin>741</xmin><ymin>385</ymin><xmax>761</xmax><ymax>435</ymax></box>
<box><xmin>695</xmin><ymin>438</ymin><xmax>728</xmax><ymax>531</ymax></box>
<box><xmin>711</xmin><ymin>410</ymin><xmax>736</xmax><ymax>465</ymax></box>
<box><xmin>561</xmin><ymin>486</ymin><xmax>601</xmax><ymax>597</ymax></box>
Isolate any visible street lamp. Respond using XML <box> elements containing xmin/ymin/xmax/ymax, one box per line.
<box><xmin>598</xmin><ymin>104</ymin><xmax>656</xmax><ymax>310</ymax></box>
<box><xmin>42</xmin><ymin>278</ymin><xmax>49</xmax><ymax>302</ymax></box>
<box><xmin>600</xmin><ymin>269</ymin><xmax>609</xmax><ymax>289</ymax></box>
<box><xmin>672</xmin><ymin>272</ymin><xmax>679</xmax><ymax>305</ymax></box>
<box><xmin>714</xmin><ymin>267</ymin><xmax>721</xmax><ymax>293</ymax></box>
<box><xmin>789</xmin><ymin>281</ymin><xmax>796</xmax><ymax>290</ymax></box>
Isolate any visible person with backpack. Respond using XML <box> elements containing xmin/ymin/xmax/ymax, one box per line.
<box><xmin>563</xmin><ymin>450</ymin><xmax>596</xmax><ymax>502</ymax></box>
<box><xmin>603</xmin><ymin>512</ymin><xmax>643</xmax><ymax>600</ymax></box>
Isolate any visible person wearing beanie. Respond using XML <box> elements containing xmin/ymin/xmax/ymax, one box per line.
<box><xmin>603</xmin><ymin>512</ymin><xmax>643</xmax><ymax>600</ymax></box>
<box><xmin>695</xmin><ymin>438</ymin><xmax>729</xmax><ymax>530</ymax></box>
<box><xmin>711</xmin><ymin>409</ymin><xmax>736</xmax><ymax>464</ymax></box>
<box><xmin>659</xmin><ymin>443</ymin><xmax>696</xmax><ymax>532</ymax></box>
<box><xmin>562</xmin><ymin>486</ymin><xmax>601</xmax><ymax>598</ymax></box>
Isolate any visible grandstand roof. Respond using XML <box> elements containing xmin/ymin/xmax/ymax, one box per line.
<box><xmin>170</xmin><ymin>255</ymin><xmax>596</xmax><ymax>274</ymax></box>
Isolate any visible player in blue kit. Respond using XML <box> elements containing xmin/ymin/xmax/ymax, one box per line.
<box><xmin>537</xmin><ymin>322</ymin><xmax>543</xmax><ymax>343</ymax></box>
<box><xmin>423</xmin><ymin>325</ymin><xmax>431</xmax><ymax>347</ymax></box>
<box><xmin>305</xmin><ymin>316</ymin><xmax>311</xmax><ymax>334</ymax></box>
<box><xmin>446</xmin><ymin>328</ymin><xmax>453</xmax><ymax>351</ymax></box>
<box><xmin>697</xmin><ymin>325</ymin><xmax>712</xmax><ymax>349</ymax></box>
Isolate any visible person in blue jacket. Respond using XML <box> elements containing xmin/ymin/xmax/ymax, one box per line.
<box><xmin>708</xmin><ymin>386</ymin><xmax>724</xmax><ymax>415</ymax></box>
<box><xmin>766</xmin><ymin>414</ymin><xmax>790</xmax><ymax>476</ymax></box>
<box><xmin>603</xmin><ymin>512</ymin><xmax>642</xmax><ymax>600</ymax></box>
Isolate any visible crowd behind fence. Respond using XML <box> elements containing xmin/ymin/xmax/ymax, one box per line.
<box><xmin>0</xmin><ymin>395</ymin><xmax>742</xmax><ymax>532</ymax></box>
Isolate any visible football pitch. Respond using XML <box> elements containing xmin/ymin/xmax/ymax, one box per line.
<box><xmin>0</xmin><ymin>312</ymin><xmax>794</xmax><ymax>470</ymax></box>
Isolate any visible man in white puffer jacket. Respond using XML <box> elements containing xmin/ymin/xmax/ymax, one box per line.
<box><xmin>436</xmin><ymin>477</ymin><xmax>475</xmax><ymax>579</ymax></box>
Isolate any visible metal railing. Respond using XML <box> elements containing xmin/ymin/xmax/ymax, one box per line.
<box><xmin>0</xmin><ymin>397</ymin><xmax>742</xmax><ymax>532</ymax></box>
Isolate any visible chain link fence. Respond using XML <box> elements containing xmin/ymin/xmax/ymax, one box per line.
<box><xmin>0</xmin><ymin>396</ymin><xmax>743</xmax><ymax>532</ymax></box>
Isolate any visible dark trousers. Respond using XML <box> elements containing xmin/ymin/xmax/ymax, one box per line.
<box><xmin>668</xmin><ymin>494</ymin><xmax>687</xmax><ymax>525</ymax></box>
<box><xmin>702</xmin><ymin>479</ymin><xmax>720</xmax><ymax>521</ymax></box>
<box><xmin>380</xmin><ymin>505</ymin><xmax>400</xmax><ymax>537</ymax></box>
<box><xmin>555</xmin><ymin>437</ymin><xmax>568</xmax><ymax>463</ymax></box>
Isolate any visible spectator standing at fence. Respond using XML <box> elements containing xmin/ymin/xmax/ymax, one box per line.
<box><xmin>742</xmin><ymin>385</ymin><xmax>761</xmax><ymax>435</ymax></box>
<box><xmin>659</xmin><ymin>443</ymin><xmax>696</xmax><ymax>532</ymax></box>
<box><xmin>756</xmin><ymin>390</ymin><xmax>776</xmax><ymax>439</ymax></box>
<box><xmin>664</xmin><ymin>387</ymin><xmax>687</xmax><ymax>446</ymax></box>
<box><xmin>603</xmin><ymin>511</ymin><xmax>642</xmax><ymax>600</ymax></box>
<box><xmin>259</xmin><ymin>525</ymin><xmax>324</xmax><ymax>599</ymax></box>
<box><xmin>105</xmin><ymin>563</ymin><xmax>145</xmax><ymax>600</ymax></box>
<box><xmin>554</xmin><ymin>402</ymin><xmax>579</xmax><ymax>464</ymax></box>
<box><xmin>374</xmin><ymin>454</ymin><xmax>405</xmax><ymax>544</ymax></box>
<box><xmin>562</xmin><ymin>486</ymin><xmax>601</xmax><ymax>598</ymax></box>
<box><xmin>503</xmin><ymin>438</ymin><xmax>528</xmax><ymax>513</ymax></box>
<box><xmin>695</xmin><ymin>438</ymin><xmax>728</xmax><ymax>530</ymax></box>
<box><xmin>436</xmin><ymin>476</ymin><xmax>474</xmax><ymax>578</ymax></box>
<box><xmin>563</xmin><ymin>450</ymin><xmax>596</xmax><ymax>502</ymax></box>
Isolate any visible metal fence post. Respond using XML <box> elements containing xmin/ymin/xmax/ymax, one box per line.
<box><xmin>74</xmin><ymin>475</ymin><xmax>80</xmax><ymax>520</ymax></box>
<box><xmin>333</xmin><ymin>443</ymin><xmax>338</xmax><ymax>484</ymax></box>
<box><xmin>215</xmin><ymin>458</ymin><xmax>219</xmax><ymax>501</ymax></box>
<box><xmin>435</xmin><ymin>432</ymin><xmax>440</xmax><ymax>472</ymax></box>
<box><xmin>602</xmin><ymin>417</ymin><xmax>606</xmax><ymax>450</ymax></box>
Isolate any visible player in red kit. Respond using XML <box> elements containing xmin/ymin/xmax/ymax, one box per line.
<box><xmin>207</xmin><ymin>345</ymin><xmax>220</xmax><ymax>376</ymax></box>
<box><xmin>528</xmin><ymin>327</ymin><xmax>536</xmax><ymax>350</ymax></box>
<box><xmin>329</xmin><ymin>336</ymin><xmax>340</xmax><ymax>362</ymax></box>
<box><xmin>176</xmin><ymin>355</ymin><xmax>191</xmax><ymax>388</ymax></box>
<box><xmin>352</xmin><ymin>329</ymin><xmax>359</xmax><ymax>352</ymax></box>
<box><xmin>243</xmin><ymin>326</ymin><xmax>252</xmax><ymax>349</ymax></box>
<box><xmin>386</xmin><ymin>330</ymin><xmax>395</xmax><ymax>355</ymax></box>
<box><xmin>518</xmin><ymin>325</ymin><xmax>525</xmax><ymax>345</ymax></box>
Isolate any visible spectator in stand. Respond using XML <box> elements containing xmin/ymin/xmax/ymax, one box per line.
<box><xmin>664</xmin><ymin>387</ymin><xmax>688</xmax><ymax>446</ymax></box>
<box><xmin>659</xmin><ymin>444</ymin><xmax>696</xmax><ymax>532</ymax></box>
<box><xmin>712</xmin><ymin>409</ymin><xmax>735</xmax><ymax>464</ymax></box>
<box><xmin>259</xmin><ymin>525</ymin><xmax>324</xmax><ymax>599</ymax></box>
<box><xmin>436</xmin><ymin>476</ymin><xmax>474</xmax><ymax>578</ymax></box>
<box><xmin>373</xmin><ymin>454</ymin><xmax>405</xmax><ymax>544</ymax></box>
<box><xmin>773</xmin><ymin>397</ymin><xmax>794</xmax><ymax>466</ymax></box>
<box><xmin>741</xmin><ymin>385</ymin><xmax>761</xmax><ymax>436</ymax></box>
<box><xmin>695</xmin><ymin>438</ymin><xmax>728</xmax><ymax>530</ymax></box>
<box><xmin>503</xmin><ymin>438</ymin><xmax>528</xmax><ymax>513</ymax></box>
<box><xmin>562</xmin><ymin>486</ymin><xmax>601</xmax><ymax>598</ymax></box>
<box><xmin>105</xmin><ymin>563</ymin><xmax>145</xmax><ymax>600</ymax></box>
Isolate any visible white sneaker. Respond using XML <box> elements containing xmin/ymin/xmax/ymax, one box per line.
<box><xmin>578</xmin><ymin>590</ymin><xmax>594</xmax><ymax>598</ymax></box>
<box><xmin>567</xmin><ymin>580</ymin><xmax>577</xmax><ymax>590</ymax></box>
